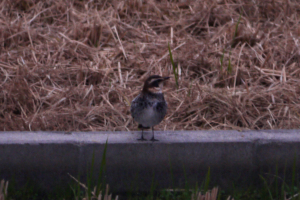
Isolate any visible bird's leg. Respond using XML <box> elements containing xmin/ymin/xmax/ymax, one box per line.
<box><xmin>150</xmin><ymin>127</ymin><xmax>159</xmax><ymax>141</ymax></box>
<box><xmin>138</xmin><ymin>129</ymin><xmax>147</xmax><ymax>141</ymax></box>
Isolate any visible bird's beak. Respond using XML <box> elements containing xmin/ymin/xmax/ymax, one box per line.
<box><xmin>163</xmin><ymin>77</ymin><xmax>170</xmax><ymax>81</ymax></box>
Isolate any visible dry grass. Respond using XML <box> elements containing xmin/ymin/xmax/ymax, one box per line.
<box><xmin>0</xmin><ymin>179</ymin><xmax>8</xmax><ymax>200</ymax></box>
<box><xmin>1</xmin><ymin>0</ymin><xmax>300</xmax><ymax>131</ymax></box>
<box><xmin>192</xmin><ymin>187</ymin><xmax>231</xmax><ymax>200</ymax></box>
<box><xmin>70</xmin><ymin>173</ymin><xmax>117</xmax><ymax>200</ymax></box>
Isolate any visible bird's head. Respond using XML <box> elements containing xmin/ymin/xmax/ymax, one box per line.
<box><xmin>143</xmin><ymin>75</ymin><xmax>170</xmax><ymax>93</ymax></box>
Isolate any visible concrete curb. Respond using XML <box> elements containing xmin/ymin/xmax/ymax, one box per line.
<box><xmin>0</xmin><ymin>130</ymin><xmax>300</xmax><ymax>193</ymax></box>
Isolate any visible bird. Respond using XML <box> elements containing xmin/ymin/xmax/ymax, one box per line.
<box><xmin>131</xmin><ymin>75</ymin><xmax>170</xmax><ymax>141</ymax></box>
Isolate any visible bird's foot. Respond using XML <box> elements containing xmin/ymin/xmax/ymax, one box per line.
<box><xmin>150</xmin><ymin>137</ymin><xmax>159</xmax><ymax>142</ymax></box>
<box><xmin>137</xmin><ymin>136</ymin><xmax>147</xmax><ymax>141</ymax></box>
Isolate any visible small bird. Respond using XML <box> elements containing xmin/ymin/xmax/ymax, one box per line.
<box><xmin>131</xmin><ymin>75</ymin><xmax>170</xmax><ymax>141</ymax></box>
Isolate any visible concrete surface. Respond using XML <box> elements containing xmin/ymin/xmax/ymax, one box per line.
<box><xmin>0</xmin><ymin>130</ymin><xmax>300</xmax><ymax>193</ymax></box>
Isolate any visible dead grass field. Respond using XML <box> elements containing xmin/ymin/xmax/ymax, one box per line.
<box><xmin>1</xmin><ymin>0</ymin><xmax>300</xmax><ymax>131</ymax></box>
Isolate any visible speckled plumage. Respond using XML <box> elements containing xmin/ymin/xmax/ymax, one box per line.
<box><xmin>131</xmin><ymin>92</ymin><xmax>167</xmax><ymax>128</ymax></box>
<box><xmin>130</xmin><ymin>75</ymin><xmax>169</xmax><ymax>141</ymax></box>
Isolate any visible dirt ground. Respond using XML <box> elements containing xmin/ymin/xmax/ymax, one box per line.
<box><xmin>1</xmin><ymin>0</ymin><xmax>300</xmax><ymax>131</ymax></box>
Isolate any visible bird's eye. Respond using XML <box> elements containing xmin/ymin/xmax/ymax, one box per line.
<box><xmin>150</xmin><ymin>81</ymin><xmax>159</xmax><ymax>88</ymax></box>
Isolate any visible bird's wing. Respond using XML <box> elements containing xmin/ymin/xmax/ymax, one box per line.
<box><xmin>153</xmin><ymin>101</ymin><xmax>167</xmax><ymax>113</ymax></box>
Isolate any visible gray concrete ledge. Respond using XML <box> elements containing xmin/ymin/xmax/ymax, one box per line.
<box><xmin>0</xmin><ymin>129</ymin><xmax>300</xmax><ymax>193</ymax></box>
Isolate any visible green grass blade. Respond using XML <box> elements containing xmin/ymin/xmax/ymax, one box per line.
<box><xmin>168</xmin><ymin>154</ymin><xmax>175</xmax><ymax>192</ymax></box>
<box><xmin>260</xmin><ymin>175</ymin><xmax>273</xmax><ymax>200</ymax></box>
<box><xmin>74</xmin><ymin>172</ymin><xmax>81</xmax><ymax>200</ymax></box>
<box><xmin>227</xmin><ymin>51</ymin><xmax>232</xmax><ymax>74</ymax></box>
<box><xmin>168</xmin><ymin>43</ymin><xmax>179</xmax><ymax>89</ymax></box>
<box><xmin>275</xmin><ymin>162</ymin><xmax>279</xmax><ymax>200</ymax></box>
<box><xmin>234</xmin><ymin>14</ymin><xmax>242</xmax><ymax>39</ymax></box>
<box><xmin>87</xmin><ymin>150</ymin><xmax>96</xmax><ymax>200</ymax></box>
<box><xmin>182</xmin><ymin>163</ymin><xmax>189</xmax><ymax>190</ymax></box>
<box><xmin>149</xmin><ymin>171</ymin><xmax>156</xmax><ymax>200</ymax></box>
<box><xmin>292</xmin><ymin>153</ymin><xmax>297</xmax><ymax>199</ymax></box>
<box><xmin>96</xmin><ymin>138</ymin><xmax>108</xmax><ymax>196</ymax></box>
<box><xmin>204</xmin><ymin>167</ymin><xmax>211</xmax><ymax>192</ymax></box>
<box><xmin>232</xmin><ymin>13</ymin><xmax>241</xmax><ymax>48</ymax></box>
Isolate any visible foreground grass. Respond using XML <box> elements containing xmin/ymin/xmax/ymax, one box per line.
<box><xmin>2</xmin><ymin>177</ymin><xmax>300</xmax><ymax>200</ymax></box>
<box><xmin>3</xmin><ymin>142</ymin><xmax>300</xmax><ymax>200</ymax></box>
